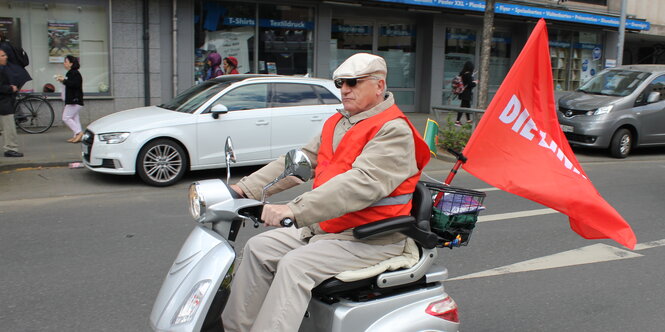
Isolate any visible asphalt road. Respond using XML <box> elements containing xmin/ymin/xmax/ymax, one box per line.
<box><xmin>1</xmin><ymin>147</ymin><xmax>665</xmax><ymax>331</ymax></box>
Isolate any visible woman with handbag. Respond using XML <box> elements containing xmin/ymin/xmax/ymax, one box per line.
<box><xmin>56</xmin><ymin>55</ymin><xmax>84</xmax><ymax>143</ymax></box>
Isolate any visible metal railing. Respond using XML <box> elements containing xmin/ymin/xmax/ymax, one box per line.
<box><xmin>431</xmin><ymin>105</ymin><xmax>485</xmax><ymax>131</ymax></box>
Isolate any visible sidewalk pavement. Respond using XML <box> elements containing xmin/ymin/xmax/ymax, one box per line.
<box><xmin>0</xmin><ymin>112</ymin><xmax>453</xmax><ymax>172</ymax></box>
<box><xmin>0</xmin><ymin>126</ymin><xmax>83</xmax><ymax>171</ymax></box>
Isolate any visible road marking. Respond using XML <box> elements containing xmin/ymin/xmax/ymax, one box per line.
<box><xmin>634</xmin><ymin>239</ymin><xmax>665</xmax><ymax>251</ymax></box>
<box><xmin>448</xmin><ymin>243</ymin><xmax>643</xmax><ymax>281</ymax></box>
<box><xmin>478</xmin><ymin>208</ymin><xmax>557</xmax><ymax>223</ymax></box>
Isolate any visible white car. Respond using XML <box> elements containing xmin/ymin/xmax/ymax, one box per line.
<box><xmin>82</xmin><ymin>75</ymin><xmax>342</xmax><ymax>186</ymax></box>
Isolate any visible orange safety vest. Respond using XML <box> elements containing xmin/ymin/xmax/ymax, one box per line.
<box><xmin>314</xmin><ymin>104</ymin><xmax>431</xmax><ymax>233</ymax></box>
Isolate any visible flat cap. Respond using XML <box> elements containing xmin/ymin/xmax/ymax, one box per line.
<box><xmin>332</xmin><ymin>53</ymin><xmax>387</xmax><ymax>80</ymax></box>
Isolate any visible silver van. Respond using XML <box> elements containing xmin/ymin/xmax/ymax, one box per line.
<box><xmin>557</xmin><ymin>64</ymin><xmax>665</xmax><ymax>158</ymax></box>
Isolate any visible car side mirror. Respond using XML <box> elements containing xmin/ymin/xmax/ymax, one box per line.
<box><xmin>211</xmin><ymin>104</ymin><xmax>229</xmax><ymax>119</ymax></box>
<box><xmin>647</xmin><ymin>91</ymin><xmax>661</xmax><ymax>103</ymax></box>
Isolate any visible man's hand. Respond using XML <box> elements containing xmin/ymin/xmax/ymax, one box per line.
<box><xmin>10</xmin><ymin>85</ymin><xmax>17</xmax><ymax>92</ymax></box>
<box><xmin>229</xmin><ymin>184</ymin><xmax>245</xmax><ymax>198</ymax></box>
<box><xmin>261</xmin><ymin>204</ymin><xmax>295</xmax><ymax>227</ymax></box>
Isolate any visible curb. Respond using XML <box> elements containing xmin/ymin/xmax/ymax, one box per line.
<box><xmin>0</xmin><ymin>160</ymin><xmax>77</xmax><ymax>172</ymax></box>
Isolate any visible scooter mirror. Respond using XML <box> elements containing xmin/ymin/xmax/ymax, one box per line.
<box><xmin>261</xmin><ymin>150</ymin><xmax>312</xmax><ymax>202</ymax></box>
<box><xmin>225</xmin><ymin>137</ymin><xmax>237</xmax><ymax>184</ymax></box>
<box><xmin>284</xmin><ymin>150</ymin><xmax>312</xmax><ymax>182</ymax></box>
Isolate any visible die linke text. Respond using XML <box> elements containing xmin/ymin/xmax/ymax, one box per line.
<box><xmin>498</xmin><ymin>94</ymin><xmax>587</xmax><ymax>180</ymax></box>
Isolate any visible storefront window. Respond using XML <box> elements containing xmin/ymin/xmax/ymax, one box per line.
<box><xmin>330</xmin><ymin>18</ymin><xmax>372</xmax><ymax>75</ymax></box>
<box><xmin>443</xmin><ymin>27</ymin><xmax>476</xmax><ymax>105</ymax></box>
<box><xmin>575</xmin><ymin>31</ymin><xmax>603</xmax><ymax>90</ymax></box>
<box><xmin>549</xmin><ymin>29</ymin><xmax>603</xmax><ymax>91</ymax></box>
<box><xmin>489</xmin><ymin>32</ymin><xmax>511</xmax><ymax>97</ymax></box>
<box><xmin>0</xmin><ymin>0</ymin><xmax>111</xmax><ymax>95</ymax></box>
<box><xmin>330</xmin><ymin>18</ymin><xmax>417</xmax><ymax>110</ymax></box>
<box><xmin>378</xmin><ymin>23</ymin><xmax>416</xmax><ymax>106</ymax></box>
<box><xmin>195</xmin><ymin>1</ymin><xmax>256</xmax><ymax>82</ymax></box>
<box><xmin>195</xmin><ymin>1</ymin><xmax>314</xmax><ymax>81</ymax></box>
<box><xmin>257</xmin><ymin>4</ymin><xmax>313</xmax><ymax>75</ymax></box>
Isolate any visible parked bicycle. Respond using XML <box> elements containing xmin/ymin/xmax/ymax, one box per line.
<box><xmin>14</xmin><ymin>92</ymin><xmax>55</xmax><ymax>134</ymax></box>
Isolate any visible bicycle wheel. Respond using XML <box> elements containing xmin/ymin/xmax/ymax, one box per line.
<box><xmin>15</xmin><ymin>96</ymin><xmax>55</xmax><ymax>134</ymax></box>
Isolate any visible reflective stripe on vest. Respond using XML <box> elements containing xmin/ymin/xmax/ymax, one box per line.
<box><xmin>369</xmin><ymin>193</ymin><xmax>413</xmax><ymax>207</ymax></box>
<box><xmin>314</xmin><ymin>104</ymin><xmax>431</xmax><ymax>233</ymax></box>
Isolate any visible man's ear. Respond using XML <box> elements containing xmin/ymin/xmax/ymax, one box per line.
<box><xmin>376</xmin><ymin>79</ymin><xmax>386</xmax><ymax>96</ymax></box>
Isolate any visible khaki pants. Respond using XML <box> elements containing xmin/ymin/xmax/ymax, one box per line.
<box><xmin>0</xmin><ymin>114</ymin><xmax>19</xmax><ymax>152</ymax></box>
<box><xmin>222</xmin><ymin>227</ymin><xmax>405</xmax><ymax>332</ymax></box>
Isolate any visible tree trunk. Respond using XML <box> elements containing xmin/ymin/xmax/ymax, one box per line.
<box><xmin>477</xmin><ymin>0</ymin><xmax>495</xmax><ymax>109</ymax></box>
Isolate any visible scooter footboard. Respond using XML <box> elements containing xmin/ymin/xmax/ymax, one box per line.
<box><xmin>150</xmin><ymin>225</ymin><xmax>236</xmax><ymax>332</ymax></box>
<box><xmin>300</xmin><ymin>283</ymin><xmax>458</xmax><ymax>332</ymax></box>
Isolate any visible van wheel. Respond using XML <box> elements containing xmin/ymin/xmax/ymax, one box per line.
<box><xmin>136</xmin><ymin>139</ymin><xmax>188</xmax><ymax>186</ymax></box>
<box><xmin>609</xmin><ymin>129</ymin><xmax>632</xmax><ymax>158</ymax></box>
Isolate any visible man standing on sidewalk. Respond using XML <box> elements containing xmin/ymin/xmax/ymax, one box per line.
<box><xmin>0</xmin><ymin>49</ymin><xmax>23</xmax><ymax>157</ymax></box>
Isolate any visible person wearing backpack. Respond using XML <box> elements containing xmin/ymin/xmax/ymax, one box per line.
<box><xmin>0</xmin><ymin>31</ymin><xmax>32</xmax><ymax>91</ymax></box>
<box><xmin>455</xmin><ymin>61</ymin><xmax>477</xmax><ymax>126</ymax></box>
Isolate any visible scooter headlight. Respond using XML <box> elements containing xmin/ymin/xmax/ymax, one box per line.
<box><xmin>188</xmin><ymin>182</ymin><xmax>205</xmax><ymax>221</ymax></box>
<box><xmin>187</xmin><ymin>179</ymin><xmax>234</xmax><ymax>223</ymax></box>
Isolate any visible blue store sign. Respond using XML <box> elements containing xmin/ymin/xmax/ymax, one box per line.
<box><xmin>375</xmin><ymin>0</ymin><xmax>650</xmax><ymax>31</ymax></box>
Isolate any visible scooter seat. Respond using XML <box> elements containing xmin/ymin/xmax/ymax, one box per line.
<box><xmin>312</xmin><ymin>182</ymin><xmax>436</xmax><ymax>300</ymax></box>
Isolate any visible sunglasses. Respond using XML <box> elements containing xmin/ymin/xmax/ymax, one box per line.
<box><xmin>334</xmin><ymin>76</ymin><xmax>378</xmax><ymax>89</ymax></box>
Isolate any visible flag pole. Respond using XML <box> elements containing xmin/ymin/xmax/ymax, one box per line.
<box><xmin>433</xmin><ymin>148</ymin><xmax>467</xmax><ymax>206</ymax></box>
<box><xmin>443</xmin><ymin>148</ymin><xmax>467</xmax><ymax>185</ymax></box>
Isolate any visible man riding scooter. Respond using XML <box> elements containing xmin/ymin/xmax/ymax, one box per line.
<box><xmin>221</xmin><ymin>53</ymin><xmax>431</xmax><ymax>331</ymax></box>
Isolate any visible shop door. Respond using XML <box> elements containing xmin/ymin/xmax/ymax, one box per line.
<box><xmin>331</xmin><ymin>18</ymin><xmax>417</xmax><ymax>112</ymax></box>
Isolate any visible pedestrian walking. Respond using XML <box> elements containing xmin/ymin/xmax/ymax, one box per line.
<box><xmin>56</xmin><ymin>55</ymin><xmax>84</xmax><ymax>143</ymax></box>
<box><xmin>0</xmin><ymin>49</ymin><xmax>23</xmax><ymax>157</ymax></box>
<box><xmin>223</xmin><ymin>56</ymin><xmax>239</xmax><ymax>74</ymax></box>
<box><xmin>455</xmin><ymin>61</ymin><xmax>477</xmax><ymax>126</ymax></box>
<box><xmin>0</xmin><ymin>31</ymin><xmax>32</xmax><ymax>90</ymax></box>
<box><xmin>204</xmin><ymin>52</ymin><xmax>223</xmax><ymax>80</ymax></box>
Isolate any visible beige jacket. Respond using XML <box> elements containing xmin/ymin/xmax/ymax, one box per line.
<box><xmin>236</xmin><ymin>92</ymin><xmax>420</xmax><ymax>245</ymax></box>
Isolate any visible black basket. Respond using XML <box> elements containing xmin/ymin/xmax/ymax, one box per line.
<box><xmin>423</xmin><ymin>182</ymin><xmax>486</xmax><ymax>248</ymax></box>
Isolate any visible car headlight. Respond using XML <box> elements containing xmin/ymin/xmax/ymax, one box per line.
<box><xmin>590</xmin><ymin>105</ymin><xmax>613</xmax><ymax>115</ymax></box>
<box><xmin>98</xmin><ymin>132</ymin><xmax>130</xmax><ymax>144</ymax></box>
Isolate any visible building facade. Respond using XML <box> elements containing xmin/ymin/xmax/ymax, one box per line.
<box><xmin>1</xmin><ymin>0</ymin><xmax>663</xmax><ymax>125</ymax></box>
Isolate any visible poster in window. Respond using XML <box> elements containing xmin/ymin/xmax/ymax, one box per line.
<box><xmin>0</xmin><ymin>17</ymin><xmax>21</xmax><ymax>46</ymax></box>
<box><xmin>48</xmin><ymin>21</ymin><xmax>80</xmax><ymax>63</ymax></box>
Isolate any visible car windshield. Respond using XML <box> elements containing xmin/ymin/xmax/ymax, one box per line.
<box><xmin>158</xmin><ymin>81</ymin><xmax>230</xmax><ymax>113</ymax></box>
<box><xmin>577</xmin><ymin>69</ymin><xmax>652</xmax><ymax>97</ymax></box>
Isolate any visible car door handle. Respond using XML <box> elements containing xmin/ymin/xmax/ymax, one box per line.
<box><xmin>256</xmin><ymin>120</ymin><xmax>269</xmax><ymax>126</ymax></box>
<box><xmin>310</xmin><ymin>116</ymin><xmax>323</xmax><ymax>122</ymax></box>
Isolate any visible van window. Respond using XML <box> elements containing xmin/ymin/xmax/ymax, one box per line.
<box><xmin>636</xmin><ymin>75</ymin><xmax>665</xmax><ymax>105</ymax></box>
<box><xmin>578</xmin><ymin>70</ymin><xmax>650</xmax><ymax>97</ymax></box>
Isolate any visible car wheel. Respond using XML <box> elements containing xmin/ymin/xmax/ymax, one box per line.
<box><xmin>609</xmin><ymin>128</ymin><xmax>632</xmax><ymax>159</ymax></box>
<box><xmin>137</xmin><ymin>139</ymin><xmax>188</xmax><ymax>186</ymax></box>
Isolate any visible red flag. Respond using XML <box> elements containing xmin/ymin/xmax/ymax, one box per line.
<box><xmin>462</xmin><ymin>19</ymin><xmax>636</xmax><ymax>249</ymax></box>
